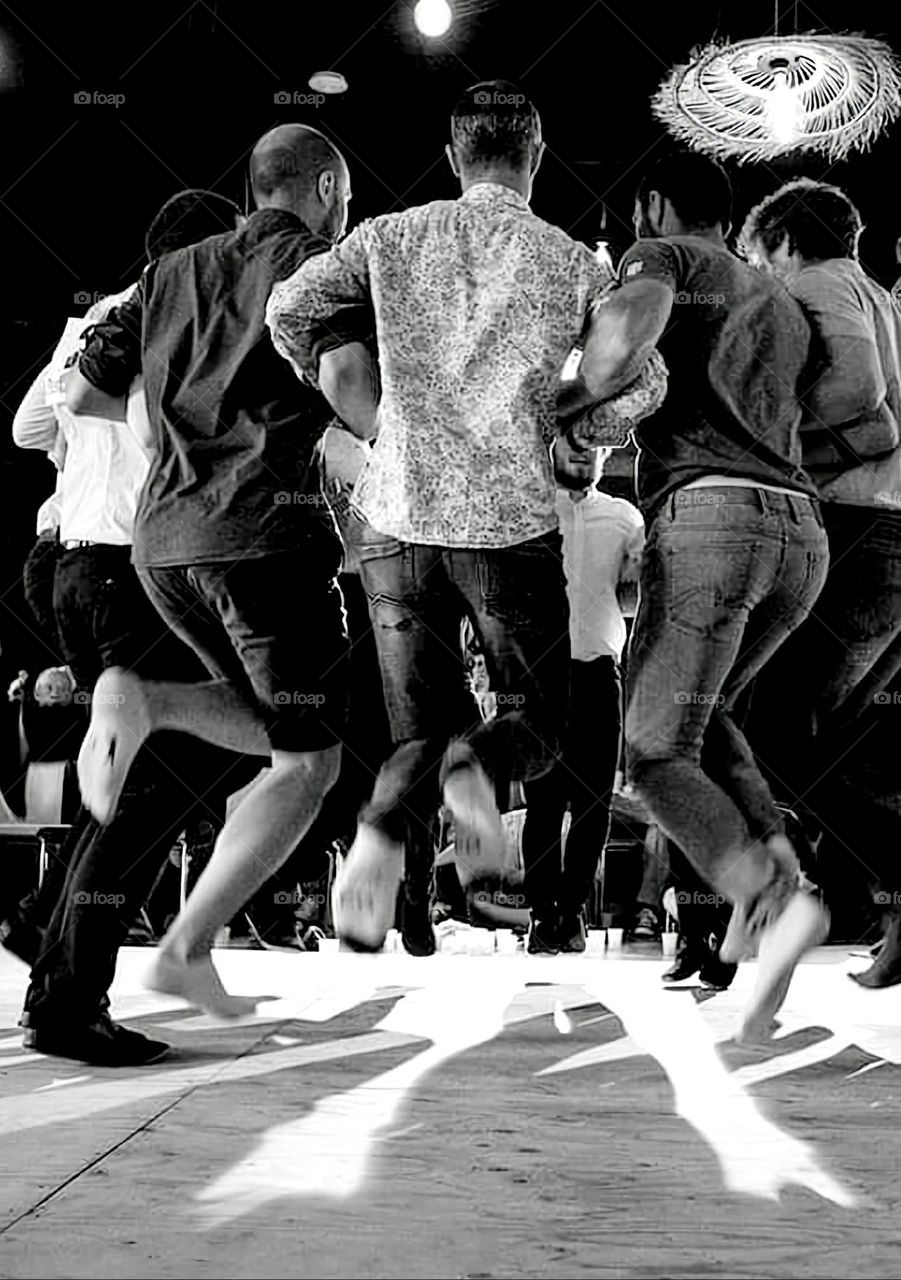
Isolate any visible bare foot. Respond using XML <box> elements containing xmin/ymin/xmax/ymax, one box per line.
<box><xmin>331</xmin><ymin>825</ymin><xmax>404</xmax><ymax>951</ymax></box>
<box><xmin>145</xmin><ymin>951</ymin><xmax>258</xmax><ymax>1019</ymax></box>
<box><xmin>443</xmin><ymin>764</ymin><xmax>510</xmax><ymax>880</ymax></box>
<box><xmin>77</xmin><ymin>668</ymin><xmax>152</xmax><ymax>823</ymax></box>
<box><xmin>737</xmin><ymin>892</ymin><xmax>829</xmax><ymax>1042</ymax></box>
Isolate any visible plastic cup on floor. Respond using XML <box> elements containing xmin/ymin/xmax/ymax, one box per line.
<box><xmin>607</xmin><ymin>927</ymin><xmax>624</xmax><ymax>950</ymax></box>
<box><xmin>318</xmin><ymin>937</ymin><xmax>340</xmax><ymax>954</ymax></box>
<box><xmin>495</xmin><ymin>930</ymin><xmax>519</xmax><ymax>955</ymax></box>
<box><xmin>661</xmin><ymin>932</ymin><xmax>678</xmax><ymax>958</ymax></box>
<box><xmin>384</xmin><ymin>929</ymin><xmax>401</xmax><ymax>953</ymax></box>
<box><xmin>586</xmin><ymin>929</ymin><xmax>606</xmax><ymax>954</ymax></box>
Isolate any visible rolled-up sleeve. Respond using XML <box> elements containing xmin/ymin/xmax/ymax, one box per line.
<box><xmin>570</xmin><ymin>349</ymin><xmax>668</xmax><ymax>449</ymax></box>
<box><xmin>266</xmin><ymin>223</ymin><xmax>374</xmax><ymax>383</ymax></box>
<box><xmin>78</xmin><ymin>284</ymin><xmax>144</xmax><ymax>397</ymax></box>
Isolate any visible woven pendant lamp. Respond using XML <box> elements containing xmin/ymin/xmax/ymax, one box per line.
<box><xmin>653</xmin><ymin>32</ymin><xmax>901</xmax><ymax>164</ymax></box>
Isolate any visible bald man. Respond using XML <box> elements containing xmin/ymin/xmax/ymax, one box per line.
<box><xmin>67</xmin><ymin>125</ymin><xmax>368</xmax><ymax>1018</ymax></box>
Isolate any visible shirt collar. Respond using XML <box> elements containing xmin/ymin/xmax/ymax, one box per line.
<box><xmin>243</xmin><ymin>207</ymin><xmax>324</xmax><ymax>249</ymax></box>
<box><xmin>460</xmin><ymin>182</ymin><xmax>530</xmax><ymax>210</ymax></box>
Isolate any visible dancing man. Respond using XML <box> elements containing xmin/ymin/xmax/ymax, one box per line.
<box><xmin>267</xmin><ymin>81</ymin><xmax>665</xmax><ymax>951</ymax></box>
<box><xmin>568</xmin><ymin>151</ymin><xmax>831</xmax><ymax>1042</ymax></box>
<box><xmin>67</xmin><ymin>126</ymin><xmax>357</xmax><ymax>1017</ymax></box>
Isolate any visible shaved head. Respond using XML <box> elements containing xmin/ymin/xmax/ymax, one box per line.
<box><xmin>250</xmin><ymin>124</ymin><xmax>351</xmax><ymax>241</ymax></box>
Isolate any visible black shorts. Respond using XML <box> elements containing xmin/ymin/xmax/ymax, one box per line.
<box><xmin>139</xmin><ymin>542</ymin><xmax>349</xmax><ymax>754</ymax></box>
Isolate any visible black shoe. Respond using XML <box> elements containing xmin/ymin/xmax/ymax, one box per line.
<box><xmin>557</xmin><ymin>911</ymin><xmax>587</xmax><ymax>953</ymax></box>
<box><xmin>662</xmin><ymin>942</ymin><xmax>706</xmax><ymax>983</ymax></box>
<box><xmin>0</xmin><ymin>913</ymin><xmax>44</xmax><ymax>967</ymax></box>
<box><xmin>851</xmin><ymin>914</ymin><xmax>901</xmax><ymax>988</ymax></box>
<box><xmin>698</xmin><ymin>953</ymin><xmax>738</xmax><ymax>991</ymax></box>
<box><xmin>400</xmin><ymin>886</ymin><xmax>436</xmax><ymax>956</ymax></box>
<box><xmin>527</xmin><ymin>915</ymin><xmax>559</xmax><ymax>955</ymax></box>
<box><xmin>24</xmin><ymin>1014</ymin><xmax>171</xmax><ymax>1066</ymax></box>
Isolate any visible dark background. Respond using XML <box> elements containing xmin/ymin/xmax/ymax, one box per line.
<box><xmin>0</xmin><ymin>0</ymin><xmax>899</xmax><ymax>671</ymax></box>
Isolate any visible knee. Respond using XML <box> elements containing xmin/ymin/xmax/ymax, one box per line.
<box><xmin>273</xmin><ymin>743</ymin><xmax>342</xmax><ymax>793</ymax></box>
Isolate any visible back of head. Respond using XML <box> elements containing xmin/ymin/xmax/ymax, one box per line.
<box><xmin>449</xmin><ymin>80</ymin><xmax>541</xmax><ymax>173</ymax></box>
<box><xmin>250</xmin><ymin>124</ymin><xmax>349</xmax><ymax>239</ymax></box>
<box><xmin>740</xmin><ymin>178</ymin><xmax>862</xmax><ymax>263</ymax></box>
<box><xmin>145</xmin><ymin>189</ymin><xmax>241</xmax><ymax>261</ymax></box>
<box><xmin>637</xmin><ymin>150</ymin><xmax>732</xmax><ymax>234</ymax></box>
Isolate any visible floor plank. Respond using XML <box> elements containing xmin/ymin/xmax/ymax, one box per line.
<box><xmin>1</xmin><ymin>946</ymin><xmax>899</xmax><ymax>1278</ymax></box>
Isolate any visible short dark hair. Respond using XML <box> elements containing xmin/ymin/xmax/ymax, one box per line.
<box><xmin>740</xmin><ymin>178</ymin><xmax>862</xmax><ymax>262</ymax></box>
<box><xmin>145</xmin><ymin>189</ymin><xmax>241</xmax><ymax>260</ymax></box>
<box><xmin>450</xmin><ymin>80</ymin><xmax>541</xmax><ymax>169</ymax></box>
<box><xmin>636</xmin><ymin>151</ymin><xmax>732</xmax><ymax>231</ymax></box>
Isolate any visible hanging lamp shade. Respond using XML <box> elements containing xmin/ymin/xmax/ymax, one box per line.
<box><xmin>653</xmin><ymin>34</ymin><xmax>901</xmax><ymax>164</ymax></box>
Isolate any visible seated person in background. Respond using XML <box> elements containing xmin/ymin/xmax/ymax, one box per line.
<box><xmin>521</xmin><ymin>436</ymin><xmax>644</xmax><ymax>954</ymax></box>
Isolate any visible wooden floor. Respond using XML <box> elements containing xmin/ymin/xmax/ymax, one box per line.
<box><xmin>0</xmin><ymin>941</ymin><xmax>900</xmax><ymax>1279</ymax></box>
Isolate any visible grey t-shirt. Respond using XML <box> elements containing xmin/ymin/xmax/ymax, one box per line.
<box><xmin>618</xmin><ymin>235</ymin><xmax>816</xmax><ymax>517</ymax></box>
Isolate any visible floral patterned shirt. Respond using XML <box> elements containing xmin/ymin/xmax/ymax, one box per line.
<box><xmin>267</xmin><ymin>183</ymin><xmax>616</xmax><ymax>549</ymax></box>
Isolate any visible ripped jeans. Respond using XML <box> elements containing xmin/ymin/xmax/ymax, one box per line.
<box><xmin>357</xmin><ymin>532</ymin><xmax>571</xmax><ymax>871</ymax></box>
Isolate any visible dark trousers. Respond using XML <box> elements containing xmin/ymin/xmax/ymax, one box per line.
<box><xmin>521</xmin><ymin>656</ymin><xmax>622</xmax><ymax>917</ymax></box>
<box><xmin>22</xmin><ymin>531</ymin><xmax>64</xmax><ymax>667</ymax></box>
<box><xmin>358</xmin><ymin>533</ymin><xmax>570</xmax><ymax>877</ymax></box>
<box><xmin>625</xmin><ymin>488</ymin><xmax>829</xmax><ymax>930</ymax></box>
<box><xmin>23</xmin><ymin>544</ymin><xmax>255</xmax><ymax>1028</ymax></box>
<box><xmin>744</xmin><ymin>504</ymin><xmax>901</xmax><ymax>840</ymax></box>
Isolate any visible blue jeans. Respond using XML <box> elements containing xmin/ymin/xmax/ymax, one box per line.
<box><xmin>358</xmin><ymin>532</ymin><xmax>570</xmax><ymax>858</ymax></box>
<box><xmin>625</xmin><ymin>486</ymin><xmax>828</xmax><ymax>925</ymax></box>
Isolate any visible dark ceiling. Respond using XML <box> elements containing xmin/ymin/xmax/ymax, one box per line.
<box><xmin>2</xmin><ymin>0</ymin><xmax>900</xmax><ymax>322</ymax></box>
<box><xmin>0</xmin><ymin>0</ymin><xmax>899</xmax><ymax>666</ymax></box>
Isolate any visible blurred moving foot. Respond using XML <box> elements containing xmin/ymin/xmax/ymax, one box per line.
<box><xmin>145</xmin><ymin>950</ymin><xmax>258</xmax><ymax>1019</ymax></box>
<box><xmin>737</xmin><ymin>891</ymin><xmax>829</xmax><ymax>1043</ymax></box>
<box><xmin>443</xmin><ymin>763</ymin><xmax>509</xmax><ymax>880</ymax></box>
<box><xmin>331</xmin><ymin>823</ymin><xmax>404</xmax><ymax>952</ymax></box>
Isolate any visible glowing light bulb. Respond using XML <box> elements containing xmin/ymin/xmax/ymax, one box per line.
<box><xmin>414</xmin><ymin>0</ymin><xmax>452</xmax><ymax>38</ymax></box>
<box><xmin>766</xmin><ymin>69</ymin><xmax>804</xmax><ymax>146</ymax></box>
<box><xmin>594</xmin><ymin>240</ymin><xmax>614</xmax><ymax>274</ymax></box>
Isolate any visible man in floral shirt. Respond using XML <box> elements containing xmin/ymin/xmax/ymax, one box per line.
<box><xmin>267</xmin><ymin>82</ymin><xmax>665</xmax><ymax>951</ymax></box>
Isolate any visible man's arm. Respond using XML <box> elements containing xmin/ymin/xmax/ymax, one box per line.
<box><xmin>68</xmin><ymin>285</ymin><xmax>144</xmax><ymax>421</ymax></box>
<box><xmin>267</xmin><ymin>224</ymin><xmax>374</xmax><ymax>386</ymax></box>
<box><xmin>795</xmin><ymin>275</ymin><xmax>885</xmax><ymax>429</ymax></box>
<box><xmin>318</xmin><ymin>343</ymin><xmax>380</xmax><ymax>440</ymax></box>
<box><xmin>579</xmin><ymin>277</ymin><xmax>674</xmax><ymax>403</ymax></box>
<box><xmin>12</xmin><ymin>367</ymin><xmax>58</xmax><ymax>450</ymax></box>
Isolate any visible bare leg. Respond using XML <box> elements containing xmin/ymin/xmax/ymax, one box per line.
<box><xmin>77</xmin><ymin>668</ymin><xmax>272</xmax><ymax>823</ymax></box>
<box><xmin>146</xmin><ymin>744</ymin><xmax>341</xmax><ymax>1016</ymax></box>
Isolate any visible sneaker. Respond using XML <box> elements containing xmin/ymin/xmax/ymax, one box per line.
<box><xmin>527</xmin><ymin>915</ymin><xmax>560</xmax><ymax>955</ymax></box>
<box><xmin>24</xmin><ymin>1013</ymin><xmax>171</xmax><ymax>1066</ymax></box>
<box><xmin>698</xmin><ymin>952</ymin><xmax>737</xmax><ymax>991</ymax></box>
<box><xmin>630</xmin><ymin>905</ymin><xmax>661</xmax><ymax>942</ymax></box>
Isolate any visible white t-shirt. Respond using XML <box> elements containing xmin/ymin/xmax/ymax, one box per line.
<box><xmin>556</xmin><ymin>488</ymin><xmax>644</xmax><ymax>663</ymax></box>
